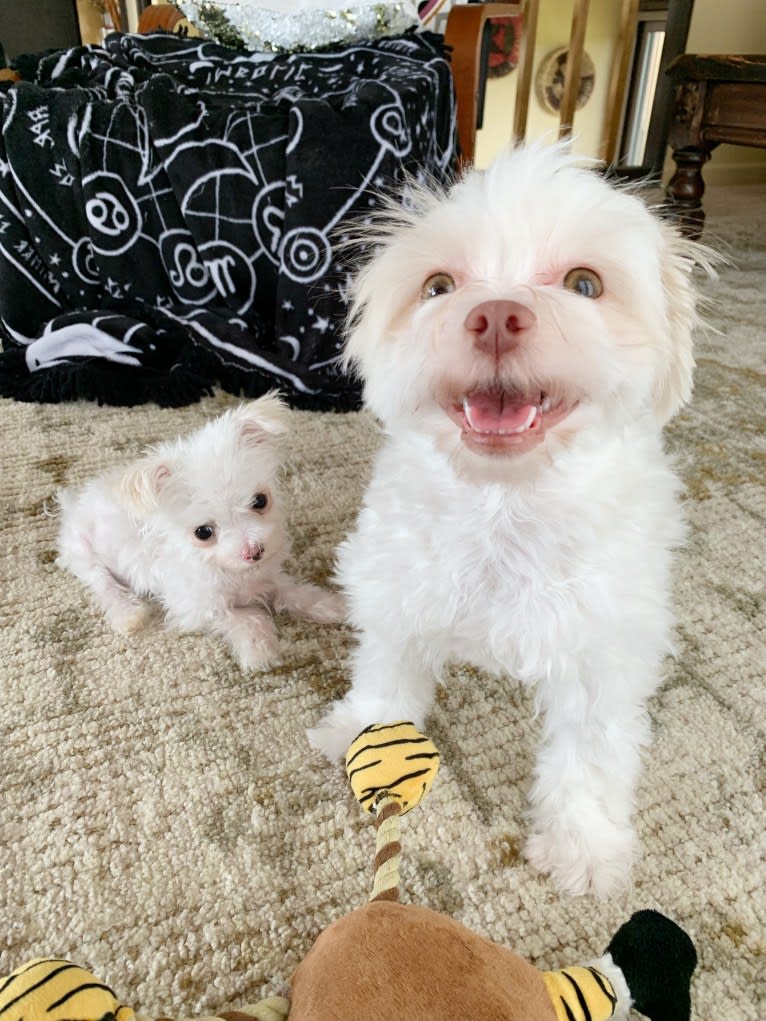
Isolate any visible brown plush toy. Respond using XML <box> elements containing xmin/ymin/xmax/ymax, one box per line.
<box><xmin>0</xmin><ymin>725</ymin><xmax>697</xmax><ymax>1021</ymax></box>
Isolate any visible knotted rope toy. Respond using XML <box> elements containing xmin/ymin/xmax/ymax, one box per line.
<box><xmin>345</xmin><ymin>720</ymin><xmax>440</xmax><ymax>902</ymax></box>
<box><xmin>1</xmin><ymin>722</ymin><xmax>698</xmax><ymax>1021</ymax></box>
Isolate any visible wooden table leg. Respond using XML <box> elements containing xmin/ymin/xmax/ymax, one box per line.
<box><xmin>665</xmin><ymin>144</ymin><xmax>714</xmax><ymax>240</ymax></box>
<box><xmin>665</xmin><ymin>78</ymin><xmax>715</xmax><ymax>239</ymax></box>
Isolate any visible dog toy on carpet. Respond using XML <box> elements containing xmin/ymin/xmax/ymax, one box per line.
<box><xmin>0</xmin><ymin>958</ymin><xmax>289</xmax><ymax>1021</ymax></box>
<box><xmin>1</xmin><ymin>723</ymin><xmax>697</xmax><ymax>1021</ymax></box>
<box><xmin>290</xmin><ymin>721</ymin><xmax>698</xmax><ymax>1020</ymax></box>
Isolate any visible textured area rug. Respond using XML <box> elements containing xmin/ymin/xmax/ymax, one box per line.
<box><xmin>0</xmin><ymin>185</ymin><xmax>764</xmax><ymax>1020</ymax></box>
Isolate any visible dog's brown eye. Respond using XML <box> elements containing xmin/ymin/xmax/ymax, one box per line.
<box><xmin>421</xmin><ymin>272</ymin><xmax>456</xmax><ymax>299</ymax></box>
<box><xmin>194</xmin><ymin>524</ymin><xmax>215</xmax><ymax>541</ymax></box>
<box><xmin>250</xmin><ymin>493</ymin><xmax>269</xmax><ymax>512</ymax></box>
<box><xmin>564</xmin><ymin>268</ymin><xmax>603</xmax><ymax>298</ymax></box>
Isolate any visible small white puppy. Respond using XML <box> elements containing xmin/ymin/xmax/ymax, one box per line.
<box><xmin>57</xmin><ymin>393</ymin><xmax>343</xmax><ymax>668</ymax></box>
<box><xmin>310</xmin><ymin>145</ymin><xmax>707</xmax><ymax>895</ymax></box>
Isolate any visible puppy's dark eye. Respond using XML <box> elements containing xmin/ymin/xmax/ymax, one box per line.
<box><xmin>194</xmin><ymin>524</ymin><xmax>215</xmax><ymax>542</ymax></box>
<box><xmin>421</xmin><ymin>272</ymin><xmax>456</xmax><ymax>300</ymax></box>
<box><xmin>563</xmin><ymin>268</ymin><xmax>603</xmax><ymax>299</ymax></box>
<box><xmin>250</xmin><ymin>493</ymin><xmax>269</xmax><ymax>512</ymax></box>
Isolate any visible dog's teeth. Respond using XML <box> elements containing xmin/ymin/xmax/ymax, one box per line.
<box><xmin>463</xmin><ymin>398</ymin><xmax>541</xmax><ymax>434</ymax></box>
<box><xmin>462</xmin><ymin>397</ymin><xmax>477</xmax><ymax>430</ymax></box>
<box><xmin>540</xmin><ymin>396</ymin><xmax>552</xmax><ymax>413</ymax></box>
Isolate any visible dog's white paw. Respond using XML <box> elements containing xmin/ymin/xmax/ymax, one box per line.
<box><xmin>307</xmin><ymin>701</ymin><xmax>372</xmax><ymax>762</ymax></box>
<box><xmin>306</xmin><ymin>589</ymin><xmax>346</xmax><ymax>625</ymax></box>
<box><xmin>106</xmin><ymin>601</ymin><xmax>150</xmax><ymax>635</ymax></box>
<box><xmin>524</xmin><ymin>813</ymin><xmax>636</xmax><ymax>897</ymax></box>
<box><xmin>222</xmin><ymin>609</ymin><xmax>280</xmax><ymax>672</ymax></box>
<box><xmin>234</xmin><ymin>635</ymin><xmax>281</xmax><ymax>672</ymax></box>
<box><xmin>276</xmin><ymin>582</ymin><xmax>346</xmax><ymax>624</ymax></box>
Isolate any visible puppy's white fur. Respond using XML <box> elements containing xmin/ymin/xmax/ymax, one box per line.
<box><xmin>57</xmin><ymin>393</ymin><xmax>344</xmax><ymax>669</ymax></box>
<box><xmin>310</xmin><ymin>145</ymin><xmax>706</xmax><ymax>896</ymax></box>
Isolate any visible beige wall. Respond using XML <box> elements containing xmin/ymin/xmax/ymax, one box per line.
<box><xmin>476</xmin><ymin>0</ymin><xmax>766</xmax><ymax>184</ymax></box>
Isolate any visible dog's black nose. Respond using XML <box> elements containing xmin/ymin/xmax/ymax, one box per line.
<box><xmin>465</xmin><ymin>300</ymin><xmax>536</xmax><ymax>357</ymax></box>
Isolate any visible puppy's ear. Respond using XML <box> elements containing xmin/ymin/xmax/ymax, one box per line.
<box><xmin>652</xmin><ymin>224</ymin><xmax>703</xmax><ymax>425</ymax></box>
<box><xmin>233</xmin><ymin>391</ymin><xmax>289</xmax><ymax>446</ymax></box>
<box><xmin>119</xmin><ymin>456</ymin><xmax>172</xmax><ymax>515</ymax></box>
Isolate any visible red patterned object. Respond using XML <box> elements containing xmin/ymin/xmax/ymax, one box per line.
<box><xmin>488</xmin><ymin>15</ymin><xmax>522</xmax><ymax>77</ymax></box>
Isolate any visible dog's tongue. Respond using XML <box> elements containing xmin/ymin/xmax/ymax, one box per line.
<box><xmin>464</xmin><ymin>391</ymin><xmax>537</xmax><ymax>433</ymax></box>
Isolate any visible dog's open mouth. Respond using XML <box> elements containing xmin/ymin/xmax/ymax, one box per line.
<box><xmin>447</xmin><ymin>387</ymin><xmax>575</xmax><ymax>454</ymax></box>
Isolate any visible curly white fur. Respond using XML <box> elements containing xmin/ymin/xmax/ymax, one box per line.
<box><xmin>57</xmin><ymin>393</ymin><xmax>344</xmax><ymax>669</ymax></box>
<box><xmin>309</xmin><ymin>144</ymin><xmax>708</xmax><ymax>896</ymax></box>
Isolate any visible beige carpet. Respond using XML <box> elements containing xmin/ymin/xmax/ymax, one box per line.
<box><xmin>1</xmin><ymin>186</ymin><xmax>764</xmax><ymax>1020</ymax></box>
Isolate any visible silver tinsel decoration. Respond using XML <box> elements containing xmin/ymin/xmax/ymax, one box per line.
<box><xmin>178</xmin><ymin>0</ymin><xmax>420</xmax><ymax>52</ymax></box>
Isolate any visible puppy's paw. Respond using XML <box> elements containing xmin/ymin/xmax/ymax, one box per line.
<box><xmin>223</xmin><ymin>610</ymin><xmax>280</xmax><ymax>672</ymax></box>
<box><xmin>275</xmin><ymin>581</ymin><xmax>346</xmax><ymax>624</ymax></box>
<box><xmin>307</xmin><ymin>701</ymin><xmax>372</xmax><ymax>762</ymax></box>
<box><xmin>106</xmin><ymin>601</ymin><xmax>150</xmax><ymax>635</ymax></box>
<box><xmin>233</xmin><ymin>634</ymin><xmax>281</xmax><ymax>672</ymax></box>
<box><xmin>524</xmin><ymin>813</ymin><xmax>636</xmax><ymax>897</ymax></box>
<box><xmin>304</xmin><ymin>589</ymin><xmax>346</xmax><ymax>625</ymax></box>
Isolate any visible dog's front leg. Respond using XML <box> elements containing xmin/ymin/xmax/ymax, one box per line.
<box><xmin>308</xmin><ymin>630</ymin><xmax>436</xmax><ymax>761</ymax></box>
<box><xmin>66</xmin><ymin>557</ymin><xmax>150</xmax><ymax>635</ymax></box>
<box><xmin>524</xmin><ymin>671</ymin><xmax>651</xmax><ymax>897</ymax></box>
<box><xmin>215</xmin><ymin>606</ymin><xmax>280</xmax><ymax>671</ymax></box>
<box><xmin>272</xmin><ymin>573</ymin><xmax>346</xmax><ymax>625</ymax></box>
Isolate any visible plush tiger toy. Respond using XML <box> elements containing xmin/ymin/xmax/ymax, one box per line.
<box><xmin>0</xmin><ymin>957</ymin><xmax>288</xmax><ymax>1021</ymax></box>
<box><xmin>0</xmin><ymin>959</ymin><xmax>135</xmax><ymax>1021</ymax></box>
<box><xmin>2</xmin><ymin>723</ymin><xmax>698</xmax><ymax>1021</ymax></box>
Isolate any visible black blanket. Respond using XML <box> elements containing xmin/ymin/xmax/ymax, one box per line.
<box><xmin>0</xmin><ymin>31</ymin><xmax>457</xmax><ymax>408</ymax></box>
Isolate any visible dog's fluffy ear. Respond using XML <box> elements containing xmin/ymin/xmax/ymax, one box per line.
<box><xmin>119</xmin><ymin>456</ymin><xmax>172</xmax><ymax>515</ymax></box>
<box><xmin>233</xmin><ymin>391</ymin><xmax>289</xmax><ymax>447</ymax></box>
<box><xmin>652</xmin><ymin>223</ymin><xmax>708</xmax><ymax>426</ymax></box>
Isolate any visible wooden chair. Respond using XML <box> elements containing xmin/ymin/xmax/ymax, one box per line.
<box><xmin>444</xmin><ymin>1</ymin><xmax>536</xmax><ymax>166</ymax></box>
<box><xmin>137</xmin><ymin>2</ymin><xmax>199</xmax><ymax>36</ymax></box>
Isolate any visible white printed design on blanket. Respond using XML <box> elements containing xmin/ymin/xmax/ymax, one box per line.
<box><xmin>0</xmin><ymin>31</ymin><xmax>456</xmax><ymax>407</ymax></box>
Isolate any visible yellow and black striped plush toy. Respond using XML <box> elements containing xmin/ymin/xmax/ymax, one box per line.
<box><xmin>0</xmin><ymin>957</ymin><xmax>289</xmax><ymax>1021</ymax></box>
<box><xmin>2</xmin><ymin>723</ymin><xmax>698</xmax><ymax>1021</ymax></box>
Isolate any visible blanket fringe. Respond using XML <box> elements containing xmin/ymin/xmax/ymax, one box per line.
<box><xmin>0</xmin><ymin>346</ymin><xmax>363</xmax><ymax>411</ymax></box>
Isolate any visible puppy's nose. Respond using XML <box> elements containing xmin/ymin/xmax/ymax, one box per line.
<box><xmin>242</xmin><ymin>542</ymin><xmax>264</xmax><ymax>563</ymax></box>
<box><xmin>465</xmin><ymin>300</ymin><xmax>536</xmax><ymax>356</ymax></box>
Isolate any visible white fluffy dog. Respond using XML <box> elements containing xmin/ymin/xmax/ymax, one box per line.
<box><xmin>57</xmin><ymin>394</ymin><xmax>343</xmax><ymax>668</ymax></box>
<box><xmin>310</xmin><ymin>145</ymin><xmax>707</xmax><ymax>896</ymax></box>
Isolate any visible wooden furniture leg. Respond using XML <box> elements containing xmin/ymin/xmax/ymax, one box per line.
<box><xmin>665</xmin><ymin>74</ymin><xmax>713</xmax><ymax>239</ymax></box>
<box><xmin>665</xmin><ymin>145</ymin><xmax>713</xmax><ymax>240</ymax></box>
